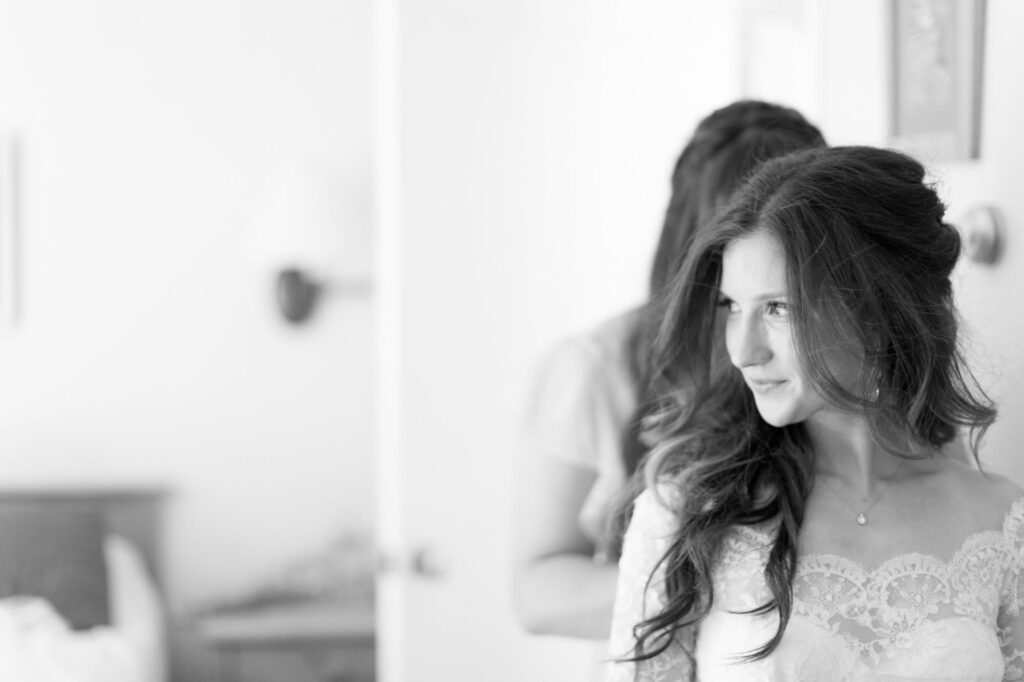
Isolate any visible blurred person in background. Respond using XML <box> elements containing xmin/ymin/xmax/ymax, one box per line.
<box><xmin>512</xmin><ymin>100</ymin><xmax>827</xmax><ymax>643</ymax></box>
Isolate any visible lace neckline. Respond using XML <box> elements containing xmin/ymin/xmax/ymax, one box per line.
<box><xmin>729</xmin><ymin>495</ymin><xmax>1024</xmax><ymax>576</ymax></box>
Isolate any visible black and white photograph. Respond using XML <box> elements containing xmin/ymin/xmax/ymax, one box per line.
<box><xmin>0</xmin><ymin>1</ymin><xmax>1022</xmax><ymax>681</ymax></box>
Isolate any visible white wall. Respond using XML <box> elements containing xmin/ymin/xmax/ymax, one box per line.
<box><xmin>0</xmin><ymin>0</ymin><xmax>375</xmax><ymax>609</ymax></box>
<box><xmin>515</xmin><ymin>1</ymin><xmax>741</xmax><ymax>348</ymax></box>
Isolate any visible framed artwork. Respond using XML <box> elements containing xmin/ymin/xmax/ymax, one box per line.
<box><xmin>890</xmin><ymin>0</ymin><xmax>987</xmax><ymax>161</ymax></box>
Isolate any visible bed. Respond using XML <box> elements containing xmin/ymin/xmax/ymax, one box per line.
<box><xmin>0</xmin><ymin>488</ymin><xmax>168</xmax><ymax>682</ymax></box>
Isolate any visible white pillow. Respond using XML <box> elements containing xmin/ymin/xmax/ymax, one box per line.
<box><xmin>0</xmin><ymin>596</ymin><xmax>145</xmax><ymax>682</ymax></box>
<box><xmin>105</xmin><ymin>535</ymin><xmax>166</xmax><ymax>682</ymax></box>
<box><xmin>0</xmin><ymin>535</ymin><xmax>167</xmax><ymax>682</ymax></box>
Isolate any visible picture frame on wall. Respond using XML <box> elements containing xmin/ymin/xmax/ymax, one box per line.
<box><xmin>890</xmin><ymin>0</ymin><xmax>987</xmax><ymax>161</ymax></box>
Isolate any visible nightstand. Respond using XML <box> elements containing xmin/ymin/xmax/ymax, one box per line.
<box><xmin>198</xmin><ymin>601</ymin><xmax>375</xmax><ymax>682</ymax></box>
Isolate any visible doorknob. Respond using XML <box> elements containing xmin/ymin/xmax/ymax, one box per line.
<box><xmin>377</xmin><ymin>547</ymin><xmax>449</xmax><ymax>579</ymax></box>
<box><xmin>959</xmin><ymin>204</ymin><xmax>1003</xmax><ymax>265</ymax></box>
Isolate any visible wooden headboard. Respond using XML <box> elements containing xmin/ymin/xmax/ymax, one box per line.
<box><xmin>0</xmin><ymin>487</ymin><xmax>169</xmax><ymax>583</ymax></box>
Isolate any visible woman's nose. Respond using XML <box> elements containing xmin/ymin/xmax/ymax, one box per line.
<box><xmin>728</xmin><ymin>315</ymin><xmax>772</xmax><ymax>368</ymax></box>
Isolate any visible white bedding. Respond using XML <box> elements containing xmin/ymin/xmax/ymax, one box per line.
<box><xmin>0</xmin><ymin>535</ymin><xmax>166</xmax><ymax>682</ymax></box>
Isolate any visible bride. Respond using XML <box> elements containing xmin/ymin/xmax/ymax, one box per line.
<box><xmin>606</xmin><ymin>146</ymin><xmax>1024</xmax><ymax>681</ymax></box>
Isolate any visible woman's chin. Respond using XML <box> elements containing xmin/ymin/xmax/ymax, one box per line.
<box><xmin>754</xmin><ymin>403</ymin><xmax>800</xmax><ymax>428</ymax></box>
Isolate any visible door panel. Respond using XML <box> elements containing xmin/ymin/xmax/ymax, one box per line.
<box><xmin>374</xmin><ymin>2</ymin><xmax>733</xmax><ymax>680</ymax></box>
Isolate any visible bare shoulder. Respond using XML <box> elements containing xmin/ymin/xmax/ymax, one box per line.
<box><xmin>938</xmin><ymin>456</ymin><xmax>1024</xmax><ymax>525</ymax></box>
<box><xmin>950</xmin><ymin>460</ymin><xmax>1024</xmax><ymax>503</ymax></box>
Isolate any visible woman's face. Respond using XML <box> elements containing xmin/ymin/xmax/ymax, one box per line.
<box><xmin>718</xmin><ymin>229</ymin><xmax>856</xmax><ymax>427</ymax></box>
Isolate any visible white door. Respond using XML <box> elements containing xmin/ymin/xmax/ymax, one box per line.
<box><xmin>373</xmin><ymin>2</ymin><xmax>735</xmax><ymax>681</ymax></box>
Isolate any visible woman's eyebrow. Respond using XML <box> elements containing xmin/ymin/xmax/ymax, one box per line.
<box><xmin>718</xmin><ymin>289</ymin><xmax>789</xmax><ymax>301</ymax></box>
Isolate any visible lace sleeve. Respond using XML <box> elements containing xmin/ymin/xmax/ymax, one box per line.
<box><xmin>605</xmin><ymin>487</ymin><xmax>695</xmax><ymax>682</ymax></box>
<box><xmin>998</xmin><ymin>498</ymin><xmax>1024</xmax><ymax>681</ymax></box>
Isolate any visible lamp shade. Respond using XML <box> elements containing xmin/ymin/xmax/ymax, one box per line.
<box><xmin>250</xmin><ymin>162</ymin><xmax>370</xmax><ymax>282</ymax></box>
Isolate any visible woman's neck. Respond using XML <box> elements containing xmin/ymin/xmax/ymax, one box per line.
<box><xmin>803</xmin><ymin>408</ymin><xmax>928</xmax><ymax>495</ymax></box>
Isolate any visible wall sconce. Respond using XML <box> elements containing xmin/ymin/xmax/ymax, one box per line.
<box><xmin>252</xmin><ymin>162</ymin><xmax>371</xmax><ymax>324</ymax></box>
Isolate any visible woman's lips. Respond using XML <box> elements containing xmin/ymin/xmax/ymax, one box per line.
<box><xmin>748</xmin><ymin>379</ymin><xmax>786</xmax><ymax>394</ymax></box>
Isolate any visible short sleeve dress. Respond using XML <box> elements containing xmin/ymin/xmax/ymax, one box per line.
<box><xmin>520</xmin><ymin>310</ymin><xmax>638</xmax><ymax>560</ymax></box>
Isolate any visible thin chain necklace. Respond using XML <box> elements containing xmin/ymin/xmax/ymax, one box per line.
<box><xmin>819</xmin><ymin>459</ymin><xmax>906</xmax><ymax>527</ymax></box>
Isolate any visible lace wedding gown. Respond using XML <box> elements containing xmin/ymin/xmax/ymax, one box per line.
<box><xmin>606</xmin><ymin>490</ymin><xmax>1024</xmax><ymax>681</ymax></box>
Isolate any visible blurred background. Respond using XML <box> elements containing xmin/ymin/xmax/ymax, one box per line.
<box><xmin>0</xmin><ymin>0</ymin><xmax>1021</xmax><ymax>681</ymax></box>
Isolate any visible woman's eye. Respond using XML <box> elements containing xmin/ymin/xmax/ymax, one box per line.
<box><xmin>765</xmin><ymin>301</ymin><xmax>789</xmax><ymax>317</ymax></box>
<box><xmin>717</xmin><ymin>297</ymin><xmax>739</xmax><ymax>313</ymax></box>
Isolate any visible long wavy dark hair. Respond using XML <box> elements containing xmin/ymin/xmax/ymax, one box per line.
<box><xmin>626</xmin><ymin>146</ymin><xmax>998</xmax><ymax>664</ymax></box>
<box><xmin>612</xmin><ymin>102</ymin><xmax>825</xmax><ymax>543</ymax></box>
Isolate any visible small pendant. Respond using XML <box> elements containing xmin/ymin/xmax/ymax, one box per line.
<box><xmin>856</xmin><ymin>512</ymin><xmax>867</xmax><ymax>526</ymax></box>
